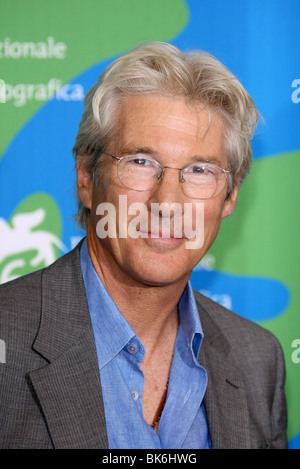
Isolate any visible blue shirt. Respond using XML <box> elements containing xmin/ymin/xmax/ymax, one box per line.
<box><xmin>80</xmin><ymin>239</ymin><xmax>211</xmax><ymax>449</ymax></box>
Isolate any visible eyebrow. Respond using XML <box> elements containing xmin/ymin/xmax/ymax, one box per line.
<box><xmin>120</xmin><ymin>146</ymin><xmax>155</xmax><ymax>157</ymax></box>
<box><xmin>189</xmin><ymin>155</ymin><xmax>223</xmax><ymax>166</ymax></box>
<box><xmin>120</xmin><ymin>146</ymin><xmax>222</xmax><ymax>166</ymax></box>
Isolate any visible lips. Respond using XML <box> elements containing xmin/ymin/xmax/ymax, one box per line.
<box><xmin>139</xmin><ymin>213</ymin><xmax>185</xmax><ymax>239</ymax></box>
<box><xmin>138</xmin><ymin>229</ymin><xmax>185</xmax><ymax>239</ymax></box>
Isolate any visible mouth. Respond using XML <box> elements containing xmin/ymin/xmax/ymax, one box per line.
<box><xmin>136</xmin><ymin>229</ymin><xmax>187</xmax><ymax>249</ymax></box>
<box><xmin>138</xmin><ymin>228</ymin><xmax>185</xmax><ymax>239</ymax></box>
<box><xmin>138</xmin><ymin>214</ymin><xmax>186</xmax><ymax>240</ymax></box>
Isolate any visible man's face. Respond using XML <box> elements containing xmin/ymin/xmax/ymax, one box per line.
<box><xmin>78</xmin><ymin>95</ymin><xmax>238</xmax><ymax>288</ymax></box>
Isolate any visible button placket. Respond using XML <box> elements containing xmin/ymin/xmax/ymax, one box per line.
<box><xmin>123</xmin><ymin>338</ymin><xmax>145</xmax><ymax>409</ymax></box>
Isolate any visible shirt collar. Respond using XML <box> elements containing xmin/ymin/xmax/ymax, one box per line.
<box><xmin>80</xmin><ymin>237</ymin><xmax>204</xmax><ymax>368</ymax></box>
<box><xmin>178</xmin><ymin>280</ymin><xmax>204</xmax><ymax>365</ymax></box>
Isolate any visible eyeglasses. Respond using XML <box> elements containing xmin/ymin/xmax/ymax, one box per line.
<box><xmin>102</xmin><ymin>152</ymin><xmax>231</xmax><ymax>199</ymax></box>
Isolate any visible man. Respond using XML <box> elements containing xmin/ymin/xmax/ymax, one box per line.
<box><xmin>0</xmin><ymin>42</ymin><xmax>287</xmax><ymax>449</ymax></box>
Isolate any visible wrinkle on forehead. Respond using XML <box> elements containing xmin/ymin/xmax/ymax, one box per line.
<box><xmin>111</xmin><ymin>95</ymin><xmax>225</xmax><ymax>163</ymax></box>
<box><xmin>136</xmin><ymin>107</ymin><xmax>215</xmax><ymax>141</ymax></box>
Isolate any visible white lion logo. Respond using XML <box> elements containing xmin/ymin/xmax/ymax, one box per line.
<box><xmin>0</xmin><ymin>208</ymin><xmax>66</xmax><ymax>284</ymax></box>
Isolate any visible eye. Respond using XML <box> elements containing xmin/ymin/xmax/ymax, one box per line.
<box><xmin>134</xmin><ymin>158</ymin><xmax>149</xmax><ymax>166</ymax></box>
<box><xmin>189</xmin><ymin>164</ymin><xmax>215</xmax><ymax>175</ymax></box>
<box><xmin>192</xmin><ymin>165</ymin><xmax>205</xmax><ymax>173</ymax></box>
<box><xmin>127</xmin><ymin>155</ymin><xmax>154</xmax><ymax>166</ymax></box>
<box><xmin>123</xmin><ymin>154</ymin><xmax>161</xmax><ymax>177</ymax></box>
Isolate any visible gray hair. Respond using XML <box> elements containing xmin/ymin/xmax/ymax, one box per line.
<box><xmin>73</xmin><ymin>41</ymin><xmax>259</xmax><ymax>228</ymax></box>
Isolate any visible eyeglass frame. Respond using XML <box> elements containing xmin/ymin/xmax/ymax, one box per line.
<box><xmin>101</xmin><ymin>151</ymin><xmax>232</xmax><ymax>199</ymax></box>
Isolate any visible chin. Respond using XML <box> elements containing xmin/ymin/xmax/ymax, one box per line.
<box><xmin>127</xmin><ymin>257</ymin><xmax>191</xmax><ymax>288</ymax></box>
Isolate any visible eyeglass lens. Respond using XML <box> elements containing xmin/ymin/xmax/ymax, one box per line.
<box><xmin>117</xmin><ymin>155</ymin><xmax>227</xmax><ymax>199</ymax></box>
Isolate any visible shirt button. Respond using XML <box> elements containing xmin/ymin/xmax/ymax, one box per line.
<box><xmin>131</xmin><ymin>390</ymin><xmax>139</xmax><ymax>401</ymax></box>
<box><xmin>127</xmin><ymin>344</ymin><xmax>138</xmax><ymax>354</ymax></box>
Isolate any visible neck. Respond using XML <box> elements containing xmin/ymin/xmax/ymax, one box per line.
<box><xmin>85</xmin><ymin>231</ymin><xmax>187</xmax><ymax>346</ymax></box>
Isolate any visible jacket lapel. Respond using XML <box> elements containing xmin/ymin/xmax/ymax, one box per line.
<box><xmin>29</xmin><ymin>243</ymin><xmax>108</xmax><ymax>449</ymax></box>
<box><xmin>196</xmin><ymin>294</ymin><xmax>252</xmax><ymax>449</ymax></box>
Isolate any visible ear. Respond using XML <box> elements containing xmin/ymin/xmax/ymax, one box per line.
<box><xmin>76</xmin><ymin>160</ymin><xmax>93</xmax><ymax>210</ymax></box>
<box><xmin>221</xmin><ymin>184</ymin><xmax>239</xmax><ymax>219</ymax></box>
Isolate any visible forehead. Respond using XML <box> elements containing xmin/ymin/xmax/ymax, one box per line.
<box><xmin>110</xmin><ymin>94</ymin><xmax>226</xmax><ymax>164</ymax></box>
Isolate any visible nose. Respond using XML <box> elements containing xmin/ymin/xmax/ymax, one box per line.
<box><xmin>149</xmin><ymin>166</ymin><xmax>185</xmax><ymax>206</ymax></box>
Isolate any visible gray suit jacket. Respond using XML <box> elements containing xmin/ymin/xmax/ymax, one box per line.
<box><xmin>0</xmin><ymin>243</ymin><xmax>288</xmax><ymax>449</ymax></box>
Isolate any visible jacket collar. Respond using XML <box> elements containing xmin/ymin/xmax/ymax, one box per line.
<box><xmin>30</xmin><ymin>241</ymin><xmax>108</xmax><ymax>448</ymax></box>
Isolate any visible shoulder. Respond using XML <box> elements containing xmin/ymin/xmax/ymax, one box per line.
<box><xmin>194</xmin><ymin>290</ymin><xmax>288</xmax><ymax>448</ymax></box>
<box><xmin>0</xmin><ymin>269</ymin><xmax>44</xmax><ymax>339</ymax></box>
<box><xmin>0</xmin><ymin>243</ymin><xmax>83</xmax><ymax>330</ymax></box>
<box><xmin>193</xmin><ymin>289</ymin><xmax>284</xmax><ymax>362</ymax></box>
<box><xmin>0</xmin><ymin>243</ymin><xmax>85</xmax><ymax>379</ymax></box>
<box><xmin>0</xmin><ymin>241</ymin><xmax>83</xmax><ymax>296</ymax></box>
